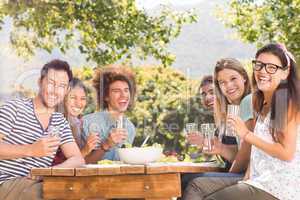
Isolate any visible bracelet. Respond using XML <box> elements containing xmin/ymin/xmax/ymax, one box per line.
<box><xmin>243</xmin><ymin>131</ymin><xmax>251</xmax><ymax>140</ymax></box>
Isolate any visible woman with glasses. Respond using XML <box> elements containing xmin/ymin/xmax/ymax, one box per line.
<box><xmin>183</xmin><ymin>43</ymin><xmax>300</xmax><ymax>200</ymax></box>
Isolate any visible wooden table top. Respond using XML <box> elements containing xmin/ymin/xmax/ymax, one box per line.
<box><xmin>31</xmin><ymin>161</ymin><xmax>224</xmax><ymax>177</ymax></box>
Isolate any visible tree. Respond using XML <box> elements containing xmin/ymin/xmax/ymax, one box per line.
<box><xmin>73</xmin><ymin>65</ymin><xmax>212</xmax><ymax>153</ymax></box>
<box><xmin>0</xmin><ymin>0</ymin><xmax>197</xmax><ymax>66</ymax></box>
<box><xmin>219</xmin><ymin>0</ymin><xmax>300</xmax><ymax>61</ymax></box>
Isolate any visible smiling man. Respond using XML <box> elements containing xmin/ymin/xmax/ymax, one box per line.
<box><xmin>83</xmin><ymin>66</ymin><xmax>137</xmax><ymax>163</ymax></box>
<box><xmin>198</xmin><ymin>75</ymin><xmax>214</xmax><ymax>111</ymax></box>
<box><xmin>0</xmin><ymin>59</ymin><xmax>85</xmax><ymax>200</ymax></box>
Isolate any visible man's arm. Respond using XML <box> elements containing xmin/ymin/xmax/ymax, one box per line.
<box><xmin>84</xmin><ymin>138</ymin><xmax>115</xmax><ymax>164</ymax></box>
<box><xmin>84</xmin><ymin>128</ymin><xmax>127</xmax><ymax>164</ymax></box>
<box><xmin>54</xmin><ymin>141</ymin><xmax>85</xmax><ymax>168</ymax></box>
<box><xmin>0</xmin><ymin>133</ymin><xmax>60</xmax><ymax>159</ymax></box>
<box><xmin>84</xmin><ymin>148</ymin><xmax>106</xmax><ymax>164</ymax></box>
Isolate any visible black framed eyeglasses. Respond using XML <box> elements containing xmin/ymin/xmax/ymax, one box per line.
<box><xmin>252</xmin><ymin>60</ymin><xmax>287</xmax><ymax>74</ymax></box>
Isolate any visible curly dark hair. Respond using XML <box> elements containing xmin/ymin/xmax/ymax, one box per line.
<box><xmin>93</xmin><ymin>66</ymin><xmax>136</xmax><ymax>110</ymax></box>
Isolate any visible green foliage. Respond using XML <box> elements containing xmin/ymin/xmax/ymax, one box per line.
<box><xmin>75</xmin><ymin>65</ymin><xmax>213</xmax><ymax>154</ymax></box>
<box><xmin>218</xmin><ymin>0</ymin><xmax>300</xmax><ymax>61</ymax></box>
<box><xmin>0</xmin><ymin>0</ymin><xmax>197</xmax><ymax>66</ymax></box>
<box><xmin>129</xmin><ymin>66</ymin><xmax>213</xmax><ymax>153</ymax></box>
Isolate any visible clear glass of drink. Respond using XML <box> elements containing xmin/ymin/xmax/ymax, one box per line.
<box><xmin>48</xmin><ymin>125</ymin><xmax>60</xmax><ymax>137</ymax></box>
<box><xmin>89</xmin><ymin>123</ymin><xmax>101</xmax><ymax>148</ymax></box>
<box><xmin>185</xmin><ymin>123</ymin><xmax>199</xmax><ymax>147</ymax></box>
<box><xmin>114</xmin><ymin>116</ymin><xmax>128</xmax><ymax>145</ymax></box>
<box><xmin>226</xmin><ymin>105</ymin><xmax>240</xmax><ymax>136</ymax></box>
<box><xmin>201</xmin><ymin>123</ymin><xmax>215</xmax><ymax>152</ymax></box>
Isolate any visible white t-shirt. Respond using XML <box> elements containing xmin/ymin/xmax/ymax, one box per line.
<box><xmin>244</xmin><ymin>113</ymin><xmax>300</xmax><ymax>200</ymax></box>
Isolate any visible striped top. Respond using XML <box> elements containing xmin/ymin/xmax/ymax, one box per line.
<box><xmin>0</xmin><ymin>98</ymin><xmax>74</xmax><ymax>184</ymax></box>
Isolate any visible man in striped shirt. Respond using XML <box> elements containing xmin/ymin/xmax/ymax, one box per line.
<box><xmin>0</xmin><ymin>59</ymin><xmax>85</xmax><ymax>200</ymax></box>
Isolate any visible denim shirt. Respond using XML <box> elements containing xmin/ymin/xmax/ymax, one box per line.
<box><xmin>82</xmin><ymin>111</ymin><xmax>136</xmax><ymax>160</ymax></box>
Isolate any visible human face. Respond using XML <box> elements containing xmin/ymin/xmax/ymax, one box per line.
<box><xmin>106</xmin><ymin>80</ymin><xmax>130</xmax><ymax>113</ymax></box>
<box><xmin>254</xmin><ymin>53</ymin><xmax>289</xmax><ymax>95</ymax></box>
<box><xmin>65</xmin><ymin>86</ymin><xmax>87</xmax><ymax>117</ymax></box>
<box><xmin>39</xmin><ymin>69</ymin><xmax>69</xmax><ymax>109</ymax></box>
<box><xmin>217</xmin><ymin>68</ymin><xmax>246</xmax><ymax>104</ymax></box>
<box><xmin>200</xmin><ymin>83</ymin><xmax>214</xmax><ymax>110</ymax></box>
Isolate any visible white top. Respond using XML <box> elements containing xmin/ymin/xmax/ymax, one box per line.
<box><xmin>244</xmin><ymin>113</ymin><xmax>300</xmax><ymax>200</ymax></box>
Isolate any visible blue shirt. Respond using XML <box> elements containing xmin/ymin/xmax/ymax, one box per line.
<box><xmin>239</xmin><ymin>94</ymin><xmax>253</xmax><ymax>122</ymax></box>
<box><xmin>82</xmin><ymin>111</ymin><xmax>136</xmax><ymax>160</ymax></box>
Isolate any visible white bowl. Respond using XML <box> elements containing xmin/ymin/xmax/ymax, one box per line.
<box><xmin>118</xmin><ymin>147</ymin><xmax>163</xmax><ymax>164</ymax></box>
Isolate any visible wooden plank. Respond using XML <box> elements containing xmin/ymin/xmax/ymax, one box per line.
<box><xmin>43</xmin><ymin>173</ymin><xmax>181</xmax><ymax>199</ymax></box>
<box><xmin>120</xmin><ymin>164</ymin><xmax>145</xmax><ymax>174</ymax></box>
<box><xmin>146</xmin><ymin>162</ymin><xmax>224</xmax><ymax>174</ymax></box>
<box><xmin>31</xmin><ymin>168</ymin><xmax>52</xmax><ymax>176</ymax></box>
<box><xmin>75</xmin><ymin>167</ymin><xmax>98</xmax><ymax>176</ymax></box>
<box><xmin>75</xmin><ymin>164</ymin><xmax>144</xmax><ymax>176</ymax></box>
<box><xmin>97</xmin><ymin>165</ymin><xmax>121</xmax><ymax>175</ymax></box>
<box><xmin>52</xmin><ymin>168</ymin><xmax>75</xmax><ymax>176</ymax></box>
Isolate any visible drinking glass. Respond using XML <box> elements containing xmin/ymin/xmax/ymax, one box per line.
<box><xmin>185</xmin><ymin>123</ymin><xmax>199</xmax><ymax>147</ymax></box>
<box><xmin>226</xmin><ymin>105</ymin><xmax>240</xmax><ymax>136</ymax></box>
<box><xmin>201</xmin><ymin>123</ymin><xmax>215</xmax><ymax>152</ymax></box>
<box><xmin>89</xmin><ymin>123</ymin><xmax>101</xmax><ymax>148</ymax></box>
<box><xmin>48</xmin><ymin>125</ymin><xmax>60</xmax><ymax>137</ymax></box>
<box><xmin>114</xmin><ymin>116</ymin><xmax>128</xmax><ymax>145</ymax></box>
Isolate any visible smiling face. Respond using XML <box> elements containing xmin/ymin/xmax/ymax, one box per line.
<box><xmin>217</xmin><ymin>68</ymin><xmax>246</xmax><ymax>104</ymax></box>
<box><xmin>254</xmin><ymin>52</ymin><xmax>289</xmax><ymax>95</ymax></box>
<box><xmin>65</xmin><ymin>86</ymin><xmax>87</xmax><ymax>117</ymax></box>
<box><xmin>105</xmin><ymin>80</ymin><xmax>130</xmax><ymax>113</ymax></box>
<box><xmin>200</xmin><ymin>83</ymin><xmax>215</xmax><ymax>110</ymax></box>
<box><xmin>39</xmin><ymin>69</ymin><xmax>69</xmax><ymax>109</ymax></box>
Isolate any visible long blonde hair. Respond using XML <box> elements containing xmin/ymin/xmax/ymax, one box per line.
<box><xmin>214</xmin><ymin>58</ymin><xmax>251</xmax><ymax>129</ymax></box>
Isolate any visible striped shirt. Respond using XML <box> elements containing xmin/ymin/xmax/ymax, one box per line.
<box><xmin>0</xmin><ymin>98</ymin><xmax>74</xmax><ymax>184</ymax></box>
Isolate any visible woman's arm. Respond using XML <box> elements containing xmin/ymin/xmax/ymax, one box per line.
<box><xmin>229</xmin><ymin>112</ymin><xmax>298</xmax><ymax>161</ymax></box>
<box><xmin>243</xmin><ymin>163</ymin><xmax>250</xmax><ymax>181</ymax></box>
<box><xmin>229</xmin><ymin>140</ymin><xmax>251</xmax><ymax>173</ymax></box>
<box><xmin>229</xmin><ymin>119</ymin><xmax>253</xmax><ymax>173</ymax></box>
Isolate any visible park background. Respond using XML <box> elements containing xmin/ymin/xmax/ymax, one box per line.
<box><xmin>0</xmin><ymin>0</ymin><xmax>299</xmax><ymax>155</ymax></box>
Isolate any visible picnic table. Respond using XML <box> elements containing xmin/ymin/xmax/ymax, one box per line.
<box><xmin>31</xmin><ymin>162</ymin><xmax>224</xmax><ymax>200</ymax></box>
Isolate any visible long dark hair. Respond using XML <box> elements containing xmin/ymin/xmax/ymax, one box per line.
<box><xmin>253</xmin><ymin>43</ymin><xmax>300</xmax><ymax>140</ymax></box>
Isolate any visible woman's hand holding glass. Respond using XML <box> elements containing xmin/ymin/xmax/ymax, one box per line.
<box><xmin>226</xmin><ymin>105</ymin><xmax>240</xmax><ymax>136</ymax></box>
<box><xmin>227</xmin><ymin>115</ymin><xmax>249</xmax><ymax>139</ymax></box>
